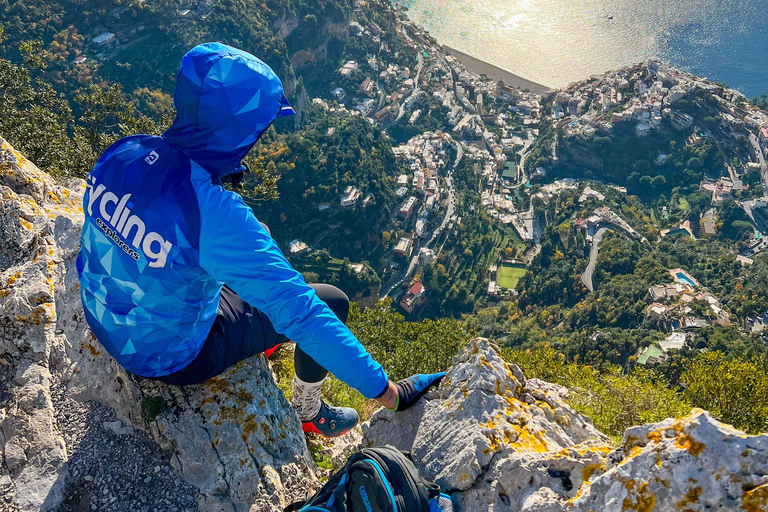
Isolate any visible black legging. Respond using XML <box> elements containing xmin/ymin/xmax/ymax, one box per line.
<box><xmin>293</xmin><ymin>284</ymin><xmax>349</xmax><ymax>383</ymax></box>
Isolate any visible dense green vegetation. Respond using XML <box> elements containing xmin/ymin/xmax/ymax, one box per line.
<box><xmin>555</xmin><ymin>123</ymin><xmax>727</xmax><ymax>195</ymax></box>
<box><xmin>249</xmin><ymin>104</ymin><xmax>400</xmax><ymax>264</ymax></box>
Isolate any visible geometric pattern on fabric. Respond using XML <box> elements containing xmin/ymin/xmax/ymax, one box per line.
<box><xmin>76</xmin><ymin>43</ymin><xmax>294</xmax><ymax>378</ymax></box>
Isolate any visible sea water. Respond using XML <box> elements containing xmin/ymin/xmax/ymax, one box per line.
<box><xmin>394</xmin><ymin>0</ymin><xmax>768</xmax><ymax>98</ymax></box>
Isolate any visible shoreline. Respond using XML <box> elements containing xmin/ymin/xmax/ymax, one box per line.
<box><xmin>442</xmin><ymin>45</ymin><xmax>552</xmax><ymax>95</ymax></box>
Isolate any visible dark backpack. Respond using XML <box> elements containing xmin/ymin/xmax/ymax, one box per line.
<box><xmin>285</xmin><ymin>445</ymin><xmax>453</xmax><ymax>512</ymax></box>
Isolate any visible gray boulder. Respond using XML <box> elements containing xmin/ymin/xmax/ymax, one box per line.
<box><xmin>0</xmin><ymin>139</ymin><xmax>317</xmax><ymax>512</ymax></box>
<box><xmin>362</xmin><ymin>337</ymin><xmax>768</xmax><ymax>511</ymax></box>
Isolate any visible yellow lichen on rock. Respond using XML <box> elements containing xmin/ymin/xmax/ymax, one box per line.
<box><xmin>743</xmin><ymin>483</ymin><xmax>768</xmax><ymax>512</ymax></box>
<box><xmin>621</xmin><ymin>480</ymin><xmax>656</xmax><ymax>512</ymax></box>
<box><xmin>676</xmin><ymin>485</ymin><xmax>703</xmax><ymax>509</ymax></box>
<box><xmin>509</xmin><ymin>424</ymin><xmax>550</xmax><ymax>453</ymax></box>
<box><xmin>582</xmin><ymin>461</ymin><xmax>606</xmax><ymax>483</ymax></box>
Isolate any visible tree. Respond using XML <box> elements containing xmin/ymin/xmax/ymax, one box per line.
<box><xmin>651</xmin><ymin>175</ymin><xmax>667</xmax><ymax>189</ymax></box>
<box><xmin>18</xmin><ymin>40</ymin><xmax>47</xmax><ymax>69</ymax></box>
<box><xmin>302</xmin><ymin>272</ymin><xmax>320</xmax><ymax>283</ymax></box>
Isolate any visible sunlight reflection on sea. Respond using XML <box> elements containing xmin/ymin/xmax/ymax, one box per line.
<box><xmin>393</xmin><ymin>0</ymin><xmax>768</xmax><ymax>97</ymax></box>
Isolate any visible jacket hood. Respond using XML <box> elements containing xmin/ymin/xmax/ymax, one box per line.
<box><xmin>162</xmin><ymin>42</ymin><xmax>294</xmax><ymax>179</ymax></box>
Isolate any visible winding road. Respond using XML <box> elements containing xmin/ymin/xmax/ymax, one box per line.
<box><xmin>379</xmin><ymin>141</ymin><xmax>463</xmax><ymax>300</ymax></box>
<box><xmin>397</xmin><ymin>52</ymin><xmax>424</xmax><ymax>121</ymax></box>
<box><xmin>428</xmin><ymin>142</ymin><xmax>462</xmax><ymax>245</ymax></box>
<box><xmin>581</xmin><ymin>227</ymin><xmax>607</xmax><ymax>293</ymax></box>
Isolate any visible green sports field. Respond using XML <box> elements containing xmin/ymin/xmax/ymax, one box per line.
<box><xmin>497</xmin><ymin>263</ymin><xmax>527</xmax><ymax>290</ymax></box>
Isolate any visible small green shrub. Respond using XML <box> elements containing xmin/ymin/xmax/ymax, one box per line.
<box><xmin>140</xmin><ymin>395</ymin><xmax>168</xmax><ymax>422</ymax></box>
<box><xmin>306</xmin><ymin>439</ymin><xmax>334</xmax><ymax>473</ymax></box>
<box><xmin>681</xmin><ymin>351</ymin><xmax>768</xmax><ymax>434</ymax></box>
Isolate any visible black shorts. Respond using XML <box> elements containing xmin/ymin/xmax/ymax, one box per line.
<box><xmin>152</xmin><ymin>283</ymin><xmax>349</xmax><ymax>386</ymax></box>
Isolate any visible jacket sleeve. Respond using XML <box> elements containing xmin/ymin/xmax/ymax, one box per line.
<box><xmin>195</xmin><ymin>181</ymin><xmax>389</xmax><ymax>399</ymax></box>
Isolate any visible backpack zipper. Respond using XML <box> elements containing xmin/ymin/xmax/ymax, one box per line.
<box><xmin>365</xmin><ymin>450</ymin><xmax>425</xmax><ymax>512</ymax></box>
<box><xmin>365</xmin><ymin>459</ymin><xmax>399</xmax><ymax>511</ymax></box>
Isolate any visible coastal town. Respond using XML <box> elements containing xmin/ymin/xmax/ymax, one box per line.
<box><xmin>265</xmin><ymin>1</ymin><xmax>768</xmax><ymax>328</ymax></box>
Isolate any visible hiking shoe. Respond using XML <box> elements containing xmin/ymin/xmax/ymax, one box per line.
<box><xmin>302</xmin><ymin>400</ymin><xmax>359</xmax><ymax>438</ymax></box>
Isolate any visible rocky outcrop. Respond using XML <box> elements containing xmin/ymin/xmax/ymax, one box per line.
<box><xmin>362</xmin><ymin>338</ymin><xmax>768</xmax><ymax>511</ymax></box>
<box><xmin>273</xmin><ymin>13</ymin><xmax>350</xmax><ymax>72</ymax></box>
<box><xmin>273</xmin><ymin>14</ymin><xmax>300</xmax><ymax>40</ymax></box>
<box><xmin>0</xmin><ymin>138</ymin><xmax>318</xmax><ymax>512</ymax></box>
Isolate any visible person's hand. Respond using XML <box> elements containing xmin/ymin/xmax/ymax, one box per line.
<box><xmin>391</xmin><ymin>372</ymin><xmax>446</xmax><ymax>412</ymax></box>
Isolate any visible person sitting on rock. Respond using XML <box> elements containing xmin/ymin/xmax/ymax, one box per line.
<box><xmin>76</xmin><ymin>42</ymin><xmax>443</xmax><ymax>438</ymax></box>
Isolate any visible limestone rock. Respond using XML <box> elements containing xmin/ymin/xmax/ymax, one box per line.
<box><xmin>362</xmin><ymin>338</ymin><xmax>768</xmax><ymax>511</ymax></box>
<box><xmin>362</xmin><ymin>338</ymin><xmax>608</xmax><ymax>496</ymax></box>
<box><xmin>0</xmin><ymin>138</ymin><xmax>318</xmax><ymax>512</ymax></box>
<box><xmin>569</xmin><ymin>410</ymin><xmax>768</xmax><ymax>511</ymax></box>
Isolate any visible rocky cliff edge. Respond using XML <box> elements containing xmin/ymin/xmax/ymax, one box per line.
<box><xmin>2</xmin><ymin>139</ymin><xmax>768</xmax><ymax>512</ymax></box>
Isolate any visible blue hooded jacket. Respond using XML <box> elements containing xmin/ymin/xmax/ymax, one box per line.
<box><xmin>76</xmin><ymin>43</ymin><xmax>389</xmax><ymax>399</ymax></box>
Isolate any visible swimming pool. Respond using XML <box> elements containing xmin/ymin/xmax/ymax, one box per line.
<box><xmin>675</xmin><ymin>272</ymin><xmax>696</xmax><ymax>287</ymax></box>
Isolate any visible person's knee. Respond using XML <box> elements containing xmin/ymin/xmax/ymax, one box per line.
<box><xmin>309</xmin><ymin>283</ymin><xmax>350</xmax><ymax>323</ymax></box>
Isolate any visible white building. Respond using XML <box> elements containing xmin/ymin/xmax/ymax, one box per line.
<box><xmin>340</xmin><ymin>61</ymin><xmax>359</xmax><ymax>76</ymax></box>
<box><xmin>288</xmin><ymin>239</ymin><xmax>309</xmax><ymax>255</ymax></box>
<box><xmin>92</xmin><ymin>32</ymin><xmax>115</xmax><ymax>45</ymax></box>
<box><xmin>670</xmin><ymin>111</ymin><xmax>694</xmax><ymax>131</ymax></box>
<box><xmin>340</xmin><ymin>186</ymin><xmax>361</xmax><ymax>208</ymax></box>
